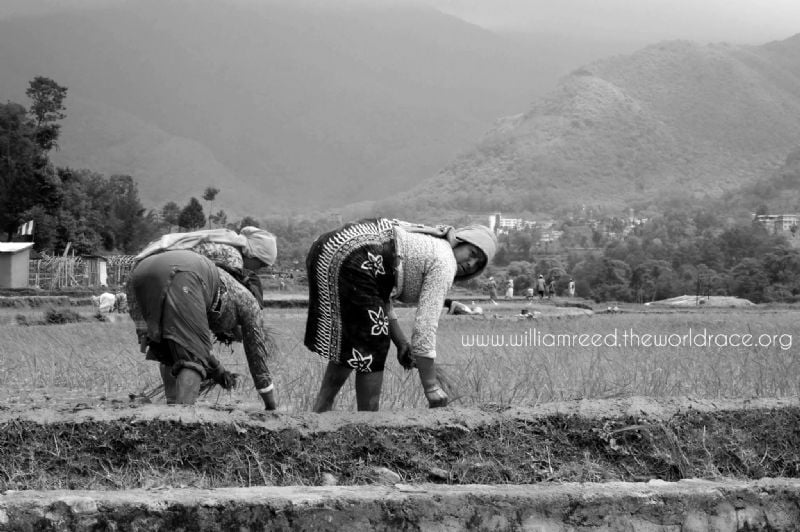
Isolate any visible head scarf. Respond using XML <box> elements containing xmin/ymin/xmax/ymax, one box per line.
<box><xmin>240</xmin><ymin>226</ymin><xmax>277</xmax><ymax>267</ymax></box>
<box><xmin>453</xmin><ymin>224</ymin><xmax>497</xmax><ymax>281</ymax></box>
<box><xmin>391</xmin><ymin>220</ymin><xmax>497</xmax><ymax>280</ymax></box>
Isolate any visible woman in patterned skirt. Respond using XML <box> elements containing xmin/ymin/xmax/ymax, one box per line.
<box><xmin>305</xmin><ymin>218</ymin><xmax>497</xmax><ymax>412</ymax></box>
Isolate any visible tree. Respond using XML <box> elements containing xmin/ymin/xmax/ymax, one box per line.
<box><xmin>178</xmin><ymin>197</ymin><xmax>205</xmax><ymax>230</ymax></box>
<box><xmin>202</xmin><ymin>186</ymin><xmax>220</xmax><ymax>227</ymax></box>
<box><xmin>161</xmin><ymin>201</ymin><xmax>180</xmax><ymax>231</ymax></box>
<box><xmin>25</xmin><ymin>76</ymin><xmax>67</xmax><ymax>151</ymax></box>
<box><xmin>209</xmin><ymin>209</ymin><xmax>227</xmax><ymax>228</ymax></box>
<box><xmin>730</xmin><ymin>258</ymin><xmax>769</xmax><ymax>303</ymax></box>
<box><xmin>0</xmin><ymin>102</ymin><xmax>39</xmax><ymax>238</ymax></box>
<box><xmin>108</xmin><ymin>175</ymin><xmax>153</xmax><ymax>253</ymax></box>
<box><xmin>0</xmin><ymin>98</ymin><xmax>63</xmax><ymax>241</ymax></box>
<box><xmin>631</xmin><ymin>259</ymin><xmax>675</xmax><ymax>302</ymax></box>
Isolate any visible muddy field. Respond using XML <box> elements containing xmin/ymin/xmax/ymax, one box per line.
<box><xmin>3</xmin><ymin>299</ymin><xmax>800</xmax><ymax>529</ymax></box>
<box><xmin>2</xmin><ymin>396</ymin><xmax>798</xmax><ymax>491</ymax></box>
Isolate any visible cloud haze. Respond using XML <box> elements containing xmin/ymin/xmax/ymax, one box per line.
<box><xmin>4</xmin><ymin>0</ymin><xmax>796</xmax><ymax>47</ymax></box>
<box><xmin>425</xmin><ymin>0</ymin><xmax>800</xmax><ymax>45</ymax></box>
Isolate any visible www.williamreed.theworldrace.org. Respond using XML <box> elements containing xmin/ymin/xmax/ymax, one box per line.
<box><xmin>461</xmin><ymin>328</ymin><xmax>792</xmax><ymax>351</ymax></box>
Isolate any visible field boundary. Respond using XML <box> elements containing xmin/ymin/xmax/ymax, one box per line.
<box><xmin>2</xmin><ymin>479</ymin><xmax>799</xmax><ymax>530</ymax></box>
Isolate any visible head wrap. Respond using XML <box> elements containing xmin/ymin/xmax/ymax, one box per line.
<box><xmin>240</xmin><ymin>226</ymin><xmax>277</xmax><ymax>267</ymax></box>
<box><xmin>453</xmin><ymin>224</ymin><xmax>497</xmax><ymax>280</ymax></box>
<box><xmin>391</xmin><ymin>219</ymin><xmax>497</xmax><ymax>280</ymax></box>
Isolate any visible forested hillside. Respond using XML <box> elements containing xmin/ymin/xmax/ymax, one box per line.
<box><xmin>387</xmin><ymin>35</ymin><xmax>800</xmax><ymax>216</ymax></box>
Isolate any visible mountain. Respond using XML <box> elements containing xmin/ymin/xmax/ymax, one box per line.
<box><xmin>394</xmin><ymin>35</ymin><xmax>800</xmax><ymax>216</ymax></box>
<box><xmin>0</xmin><ymin>0</ymin><xmax>555</xmax><ymax>216</ymax></box>
<box><xmin>718</xmin><ymin>146</ymin><xmax>800</xmax><ymax>218</ymax></box>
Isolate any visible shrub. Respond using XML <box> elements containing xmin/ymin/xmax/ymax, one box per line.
<box><xmin>44</xmin><ymin>307</ymin><xmax>84</xmax><ymax>324</ymax></box>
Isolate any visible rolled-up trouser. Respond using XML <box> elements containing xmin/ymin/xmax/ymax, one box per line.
<box><xmin>146</xmin><ymin>338</ymin><xmax>220</xmax><ymax>379</ymax></box>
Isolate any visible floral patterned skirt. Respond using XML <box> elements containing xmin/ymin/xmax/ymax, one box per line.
<box><xmin>304</xmin><ymin>219</ymin><xmax>396</xmax><ymax>373</ymax></box>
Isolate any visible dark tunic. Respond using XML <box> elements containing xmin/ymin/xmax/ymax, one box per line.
<box><xmin>132</xmin><ymin>250</ymin><xmax>219</xmax><ymax>361</ymax></box>
<box><xmin>129</xmin><ymin>249</ymin><xmax>274</xmax><ymax>389</ymax></box>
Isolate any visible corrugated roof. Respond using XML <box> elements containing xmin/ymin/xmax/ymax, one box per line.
<box><xmin>0</xmin><ymin>242</ymin><xmax>34</xmax><ymax>253</ymax></box>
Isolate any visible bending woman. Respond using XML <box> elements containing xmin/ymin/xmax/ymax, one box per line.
<box><xmin>305</xmin><ymin>218</ymin><xmax>497</xmax><ymax>412</ymax></box>
<box><xmin>129</xmin><ymin>249</ymin><xmax>278</xmax><ymax>409</ymax></box>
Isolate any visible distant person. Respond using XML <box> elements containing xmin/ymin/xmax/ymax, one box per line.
<box><xmin>535</xmin><ymin>274</ymin><xmax>546</xmax><ymax>300</ymax></box>
<box><xmin>305</xmin><ymin>218</ymin><xmax>497</xmax><ymax>412</ymax></box>
<box><xmin>525</xmin><ymin>287</ymin><xmax>534</xmax><ymax>302</ymax></box>
<box><xmin>486</xmin><ymin>276</ymin><xmax>499</xmax><ymax>304</ymax></box>
<box><xmin>505</xmin><ymin>279</ymin><xmax>514</xmax><ymax>299</ymax></box>
<box><xmin>444</xmin><ymin>299</ymin><xmax>483</xmax><ymax>315</ymax></box>
<box><xmin>517</xmin><ymin>308</ymin><xmax>534</xmax><ymax>320</ymax></box>
<box><xmin>113</xmin><ymin>291</ymin><xmax>128</xmax><ymax>313</ymax></box>
<box><xmin>91</xmin><ymin>292</ymin><xmax>116</xmax><ymax>313</ymax></box>
<box><xmin>547</xmin><ymin>278</ymin><xmax>556</xmax><ymax>299</ymax></box>
<box><xmin>568</xmin><ymin>278</ymin><xmax>576</xmax><ymax>297</ymax></box>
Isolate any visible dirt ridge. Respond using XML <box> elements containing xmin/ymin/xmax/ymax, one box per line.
<box><xmin>2</xmin><ymin>479</ymin><xmax>800</xmax><ymax>531</ymax></box>
<box><xmin>2</xmin><ymin>398</ymin><xmax>799</xmax><ymax>491</ymax></box>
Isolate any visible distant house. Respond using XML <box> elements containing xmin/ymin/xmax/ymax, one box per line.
<box><xmin>0</xmin><ymin>242</ymin><xmax>34</xmax><ymax>288</ymax></box>
<box><xmin>82</xmin><ymin>255</ymin><xmax>109</xmax><ymax>287</ymax></box>
<box><xmin>490</xmin><ymin>213</ymin><xmax>538</xmax><ymax>234</ymax></box>
<box><xmin>754</xmin><ymin>214</ymin><xmax>800</xmax><ymax>235</ymax></box>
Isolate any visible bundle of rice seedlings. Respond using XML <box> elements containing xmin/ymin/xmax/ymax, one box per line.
<box><xmin>140</xmin><ymin>373</ymin><xmax>242</xmax><ymax>402</ymax></box>
<box><xmin>435</xmin><ymin>365</ymin><xmax>462</xmax><ymax>403</ymax></box>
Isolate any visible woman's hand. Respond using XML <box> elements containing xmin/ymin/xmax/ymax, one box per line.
<box><xmin>207</xmin><ymin>363</ymin><xmax>238</xmax><ymax>390</ymax></box>
<box><xmin>396</xmin><ymin>342</ymin><xmax>415</xmax><ymax>370</ymax></box>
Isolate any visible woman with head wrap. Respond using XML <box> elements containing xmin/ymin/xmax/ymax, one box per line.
<box><xmin>305</xmin><ymin>218</ymin><xmax>497</xmax><ymax>412</ymax></box>
<box><xmin>127</xmin><ymin>227</ymin><xmax>279</xmax><ymax>408</ymax></box>
<box><xmin>134</xmin><ymin>226</ymin><xmax>277</xmax><ymax>305</ymax></box>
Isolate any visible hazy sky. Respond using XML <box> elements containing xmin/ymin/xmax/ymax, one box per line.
<box><xmin>3</xmin><ymin>0</ymin><xmax>798</xmax><ymax>47</ymax></box>
<box><xmin>425</xmin><ymin>0</ymin><xmax>800</xmax><ymax>45</ymax></box>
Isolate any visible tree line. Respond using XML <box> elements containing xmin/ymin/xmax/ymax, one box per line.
<box><xmin>0</xmin><ymin>78</ymin><xmax>270</xmax><ymax>257</ymax></box>
<box><xmin>476</xmin><ymin>210</ymin><xmax>800</xmax><ymax>304</ymax></box>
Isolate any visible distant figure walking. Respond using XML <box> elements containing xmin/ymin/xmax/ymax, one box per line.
<box><xmin>535</xmin><ymin>275</ymin><xmax>546</xmax><ymax>300</ymax></box>
<box><xmin>547</xmin><ymin>278</ymin><xmax>556</xmax><ymax>299</ymax></box>
<box><xmin>525</xmin><ymin>287</ymin><xmax>534</xmax><ymax>302</ymax></box>
<box><xmin>568</xmin><ymin>278</ymin><xmax>576</xmax><ymax>297</ymax></box>
<box><xmin>505</xmin><ymin>279</ymin><xmax>514</xmax><ymax>299</ymax></box>
<box><xmin>113</xmin><ymin>291</ymin><xmax>128</xmax><ymax>313</ymax></box>
<box><xmin>486</xmin><ymin>277</ymin><xmax>499</xmax><ymax>304</ymax></box>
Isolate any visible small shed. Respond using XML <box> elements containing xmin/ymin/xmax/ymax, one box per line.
<box><xmin>0</xmin><ymin>242</ymin><xmax>34</xmax><ymax>288</ymax></box>
<box><xmin>82</xmin><ymin>254</ymin><xmax>109</xmax><ymax>287</ymax></box>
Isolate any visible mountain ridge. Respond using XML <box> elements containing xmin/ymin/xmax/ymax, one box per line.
<box><xmin>0</xmin><ymin>0</ymin><xmax>550</xmax><ymax>216</ymax></box>
<box><xmin>388</xmin><ymin>36</ymin><xmax>800</xmax><ymax>216</ymax></box>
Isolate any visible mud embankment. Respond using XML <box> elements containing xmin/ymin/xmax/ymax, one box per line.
<box><xmin>3</xmin><ymin>480</ymin><xmax>800</xmax><ymax>531</ymax></box>
<box><xmin>2</xmin><ymin>398</ymin><xmax>800</xmax><ymax>530</ymax></box>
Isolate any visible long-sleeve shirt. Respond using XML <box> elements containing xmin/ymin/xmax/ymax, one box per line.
<box><xmin>391</xmin><ymin>226</ymin><xmax>456</xmax><ymax>359</ymax></box>
<box><xmin>210</xmin><ymin>268</ymin><xmax>275</xmax><ymax>390</ymax></box>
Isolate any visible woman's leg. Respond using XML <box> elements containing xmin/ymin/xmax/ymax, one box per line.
<box><xmin>313</xmin><ymin>362</ymin><xmax>352</xmax><ymax>413</ymax></box>
<box><xmin>174</xmin><ymin>367</ymin><xmax>203</xmax><ymax>404</ymax></box>
<box><xmin>355</xmin><ymin>371</ymin><xmax>384</xmax><ymax>411</ymax></box>
<box><xmin>159</xmin><ymin>363</ymin><xmax>178</xmax><ymax>404</ymax></box>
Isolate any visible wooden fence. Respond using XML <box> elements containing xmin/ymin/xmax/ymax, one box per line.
<box><xmin>28</xmin><ymin>254</ymin><xmax>137</xmax><ymax>289</ymax></box>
